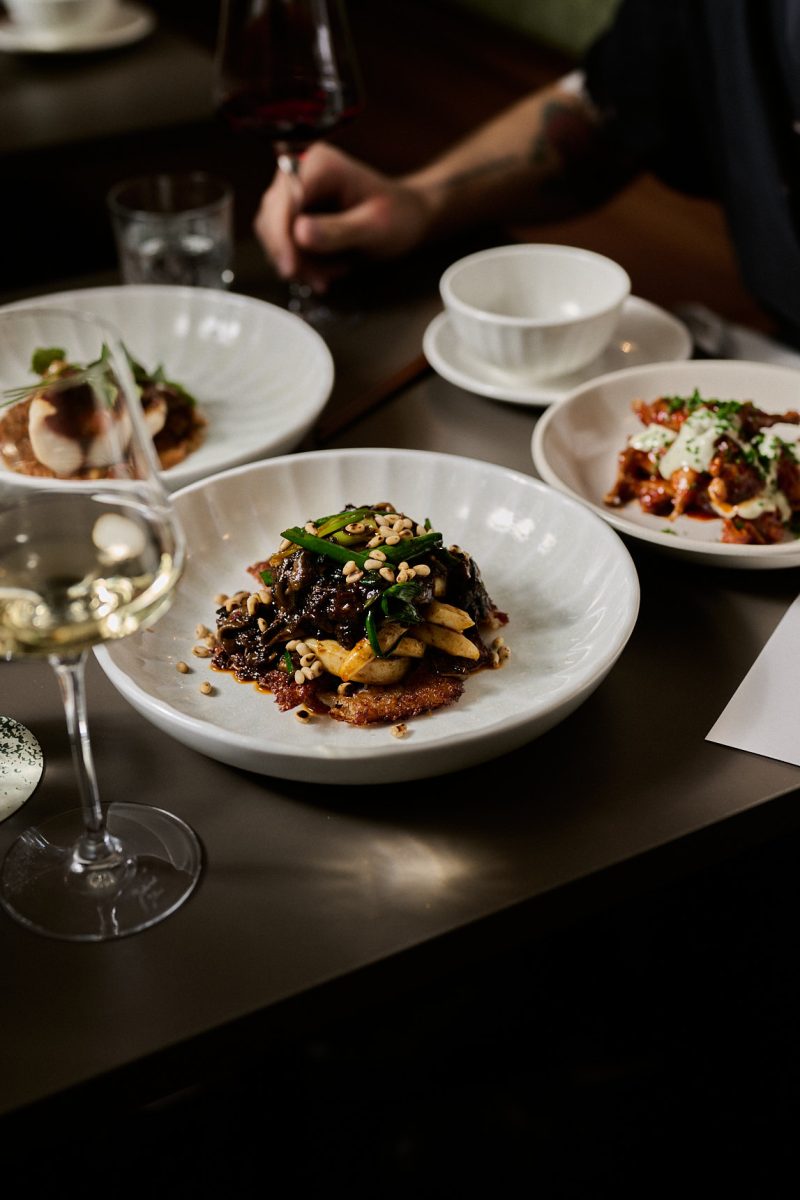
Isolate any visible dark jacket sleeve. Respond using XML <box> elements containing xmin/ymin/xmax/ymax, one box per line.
<box><xmin>583</xmin><ymin>0</ymin><xmax>717</xmax><ymax>196</ymax></box>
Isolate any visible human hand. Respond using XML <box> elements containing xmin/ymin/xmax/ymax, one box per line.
<box><xmin>253</xmin><ymin>143</ymin><xmax>432</xmax><ymax>292</ymax></box>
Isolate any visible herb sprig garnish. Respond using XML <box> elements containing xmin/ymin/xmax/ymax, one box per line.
<box><xmin>1</xmin><ymin>343</ymin><xmax>197</xmax><ymax>410</ymax></box>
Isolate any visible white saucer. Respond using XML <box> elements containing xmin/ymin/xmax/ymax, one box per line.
<box><xmin>0</xmin><ymin>2</ymin><xmax>155</xmax><ymax>54</ymax></box>
<box><xmin>422</xmin><ymin>296</ymin><xmax>692</xmax><ymax>407</ymax></box>
<box><xmin>0</xmin><ymin>717</ymin><xmax>44</xmax><ymax>821</ymax></box>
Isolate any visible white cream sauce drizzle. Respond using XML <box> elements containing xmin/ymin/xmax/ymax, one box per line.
<box><xmin>628</xmin><ymin>406</ymin><xmax>800</xmax><ymax>521</ymax></box>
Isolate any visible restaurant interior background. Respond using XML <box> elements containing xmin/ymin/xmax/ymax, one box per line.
<box><xmin>2</xmin><ymin>0</ymin><xmax>799</xmax><ymax>1192</ymax></box>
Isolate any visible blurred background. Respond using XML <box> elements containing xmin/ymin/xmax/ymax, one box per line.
<box><xmin>0</xmin><ymin>0</ymin><xmax>623</xmax><ymax>294</ymax></box>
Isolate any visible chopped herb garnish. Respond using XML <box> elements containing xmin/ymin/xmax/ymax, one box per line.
<box><xmin>31</xmin><ymin>347</ymin><xmax>66</xmax><ymax>375</ymax></box>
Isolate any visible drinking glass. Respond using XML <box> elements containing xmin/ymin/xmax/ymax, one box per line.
<box><xmin>214</xmin><ymin>0</ymin><xmax>363</xmax><ymax>318</ymax></box>
<box><xmin>107</xmin><ymin>172</ymin><xmax>234</xmax><ymax>289</ymax></box>
<box><xmin>0</xmin><ymin>307</ymin><xmax>202</xmax><ymax>941</ymax></box>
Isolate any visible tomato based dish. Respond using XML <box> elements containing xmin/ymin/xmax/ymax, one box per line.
<box><xmin>604</xmin><ymin>390</ymin><xmax>800</xmax><ymax>543</ymax></box>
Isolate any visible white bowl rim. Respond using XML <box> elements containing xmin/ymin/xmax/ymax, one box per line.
<box><xmin>440</xmin><ymin>243</ymin><xmax>632</xmax><ymax>329</ymax></box>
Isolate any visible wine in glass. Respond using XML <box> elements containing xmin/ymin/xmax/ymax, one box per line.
<box><xmin>214</xmin><ymin>0</ymin><xmax>363</xmax><ymax>317</ymax></box>
<box><xmin>0</xmin><ymin>307</ymin><xmax>202</xmax><ymax>941</ymax></box>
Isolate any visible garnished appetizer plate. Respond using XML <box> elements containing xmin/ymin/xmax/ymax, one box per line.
<box><xmin>1</xmin><ymin>286</ymin><xmax>334</xmax><ymax>490</ymax></box>
<box><xmin>532</xmin><ymin>359</ymin><xmax>800</xmax><ymax>569</ymax></box>
<box><xmin>96</xmin><ymin>448</ymin><xmax>640</xmax><ymax>784</ymax></box>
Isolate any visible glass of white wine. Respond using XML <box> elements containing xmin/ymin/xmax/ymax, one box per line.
<box><xmin>0</xmin><ymin>307</ymin><xmax>202</xmax><ymax>941</ymax></box>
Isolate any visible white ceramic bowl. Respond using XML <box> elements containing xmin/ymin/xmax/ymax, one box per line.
<box><xmin>4</xmin><ymin>0</ymin><xmax>114</xmax><ymax>32</ymax></box>
<box><xmin>1</xmin><ymin>286</ymin><xmax>334</xmax><ymax>491</ymax></box>
<box><xmin>532</xmin><ymin>358</ymin><xmax>800</xmax><ymax>568</ymax></box>
<box><xmin>440</xmin><ymin>244</ymin><xmax>631</xmax><ymax>380</ymax></box>
<box><xmin>96</xmin><ymin>447</ymin><xmax>639</xmax><ymax>784</ymax></box>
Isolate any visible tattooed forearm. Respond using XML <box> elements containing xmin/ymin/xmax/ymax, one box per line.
<box><xmin>403</xmin><ymin>79</ymin><xmax>635</xmax><ymax>236</ymax></box>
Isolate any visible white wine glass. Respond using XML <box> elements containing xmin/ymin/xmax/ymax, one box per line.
<box><xmin>0</xmin><ymin>307</ymin><xmax>202</xmax><ymax>941</ymax></box>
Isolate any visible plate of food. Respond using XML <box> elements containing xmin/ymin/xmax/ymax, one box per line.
<box><xmin>0</xmin><ymin>286</ymin><xmax>334</xmax><ymax>490</ymax></box>
<box><xmin>532</xmin><ymin>359</ymin><xmax>800</xmax><ymax>568</ymax></box>
<box><xmin>95</xmin><ymin>448</ymin><xmax>639</xmax><ymax>784</ymax></box>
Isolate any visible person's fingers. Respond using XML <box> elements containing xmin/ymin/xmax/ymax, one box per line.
<box><xmin>294</xmin><ymin>188</ymin><xmax>424</xmax><ymax>260</ymax></box>
<box><xmin>252</xmin><ymin>171</ymin><xmax>298</xmax><ymax>279</ymax></box>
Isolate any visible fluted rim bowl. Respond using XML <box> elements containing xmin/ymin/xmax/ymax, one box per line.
<box><xmin>4</xmin><ymin>0</ymin><xmax>115</xmax><ymax>32</ymax></box>
<box><xmin>440</xmin><ymin>244</ymin><xmax>631</xmax><ymax>381</ymax></box>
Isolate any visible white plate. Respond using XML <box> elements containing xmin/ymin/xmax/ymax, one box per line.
<box><xmin>96</xmin><ymin>448</ymin><xmax>640</xmax><ymax>784</ymax></box>
<box><xmin>0</xmin><ymin>717</ymin><xmax>44</xmax><ymax>820</ymax></box>
<box><xmin>532</xmin><ymin>358</ymin><xmax>800</xmax><ymax>568</ymax></box>
<box><xmin>0</xmin><ymin>2</ymin><xmax>155</xmax><ymax>53</ymax></box>
<box><xmin>1</xmin><ymin>285</ymin><xmax>334</xmax><ymax>490</ymax></box>
<box><xmin>423</xmin><ymin>297</ymin><xmax>691</xmax><ymax>407</ymax></box>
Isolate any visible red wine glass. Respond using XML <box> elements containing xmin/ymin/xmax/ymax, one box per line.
<box><xmin>214</xmin><ymin>0</ymin><xmax>363</xmax><ymax>319</ymax></box>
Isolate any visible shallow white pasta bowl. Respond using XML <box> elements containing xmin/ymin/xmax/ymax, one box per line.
<box><xmin>96</xmin><ymin>448</ymin><xmax>640</xmax><ymax>784</ymax></box>
<box><xmin>532</xmin><ymin>358</ymin><xmax>800</xmax><ymax>568</ymax></box>
<box><xmin>0</xmin><ymin>286</ymin><xmax>334</xmax><ymax>490</ymax></box>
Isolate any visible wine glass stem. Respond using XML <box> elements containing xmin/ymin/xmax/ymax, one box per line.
<box><xmin>277</xmin><ymin>150</ymin><xmax>314</xmax><ymax>315</ymax></box>
<box><xmin>51</xmin><ymin>651</ymin><xmax>122</xmax><ymax>868</ymax></box>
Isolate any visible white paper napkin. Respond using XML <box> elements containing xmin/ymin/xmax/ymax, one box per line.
<box><xmin>707</xmin><ymin>594</ymin><xmax>800</xmax><ymax>765</ymax></box>
<box><xmin>690</xmin><ymin>305</ymin><xmax>800</xmax><ymax>763</ymax></box>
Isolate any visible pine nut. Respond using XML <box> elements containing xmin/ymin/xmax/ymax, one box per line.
<box><xmin>294</xmin><ymin>670</ymin><xmax>306</xmax><ymax>685</ymax></box>
<box><xmin>195</xmin><ymin>623</ymin><xmax>210</xmax><ymax>638</ymax></box>
<box><xmin>192</xmin><ymin>645</ymin><xmax>213</xmax><ymax>658</ymax></box>
<box><xmin>176</xmin><ymin>661</ymin><xmax>190</xmax><ymax>674</ymax></box>
<box><xmin>379</xmin><ymin>566</ymin><xmax>395</xmax><ymax>583</ymax></box>
<box><xmin>414</xmin><ymin>564</ymin><xmax>430</xmax><ymax>577</ymax></box>
<box><xmin>199</xmin><ymin>681</ymin><xmax>214</xmax><ymax>695</ymax></box>
<box><xmin>384</xmin><ymin>534</ymin><xmax>401</xmax><ymax>545</ymax></box>
<box><xmin>259</xmin><ymin>588</ymin><xmax>273</xmax><ymax>605</ymax></box>
<box><xmin>214</xmin><ymin>593</ymin><xmax>228</xmax><ymax>605</ymax></box>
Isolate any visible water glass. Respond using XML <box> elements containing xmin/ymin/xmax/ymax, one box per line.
<box><xmin>107</xmin><ymin>172</ymin><xmax>234</xmax><ymax>289</ymax></box>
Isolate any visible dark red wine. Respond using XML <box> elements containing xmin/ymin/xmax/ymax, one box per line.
<box><xmin>215</xmin><ymin>0</ymin><xmax>363</xmax><ymax>158</ymax></box>
<box><xmin>218</xmin><ymin>87</ymin><xmax>361</xmax><ymax>151</ymax></box>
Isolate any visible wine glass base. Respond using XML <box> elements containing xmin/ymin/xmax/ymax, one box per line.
<box><xmin>0</xmin><ymin>802</ymin><xmax>202</xmax><ymax>941</ymax></box>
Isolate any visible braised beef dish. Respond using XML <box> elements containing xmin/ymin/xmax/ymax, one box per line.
<box><xmin>205</xmin><ymin>502</ymin><xmax>509</xmax><ymax>728</ymax></box>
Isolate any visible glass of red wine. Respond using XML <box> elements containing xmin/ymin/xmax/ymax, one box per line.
<box><xmin>214</xmin><ymin>0</ymin><xmax>363</xmax><ymax>320</ymax></box>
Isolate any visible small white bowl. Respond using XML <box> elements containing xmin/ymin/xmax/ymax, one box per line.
<box><xmin>440</xmin><ymin>244</ymin><xmax>631</xmax><ymax>381</ymax></box>
<box><xmin>4</xmin><ymin>0</ymin><xmax>115</xmax><ymax>33</ymax></box>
